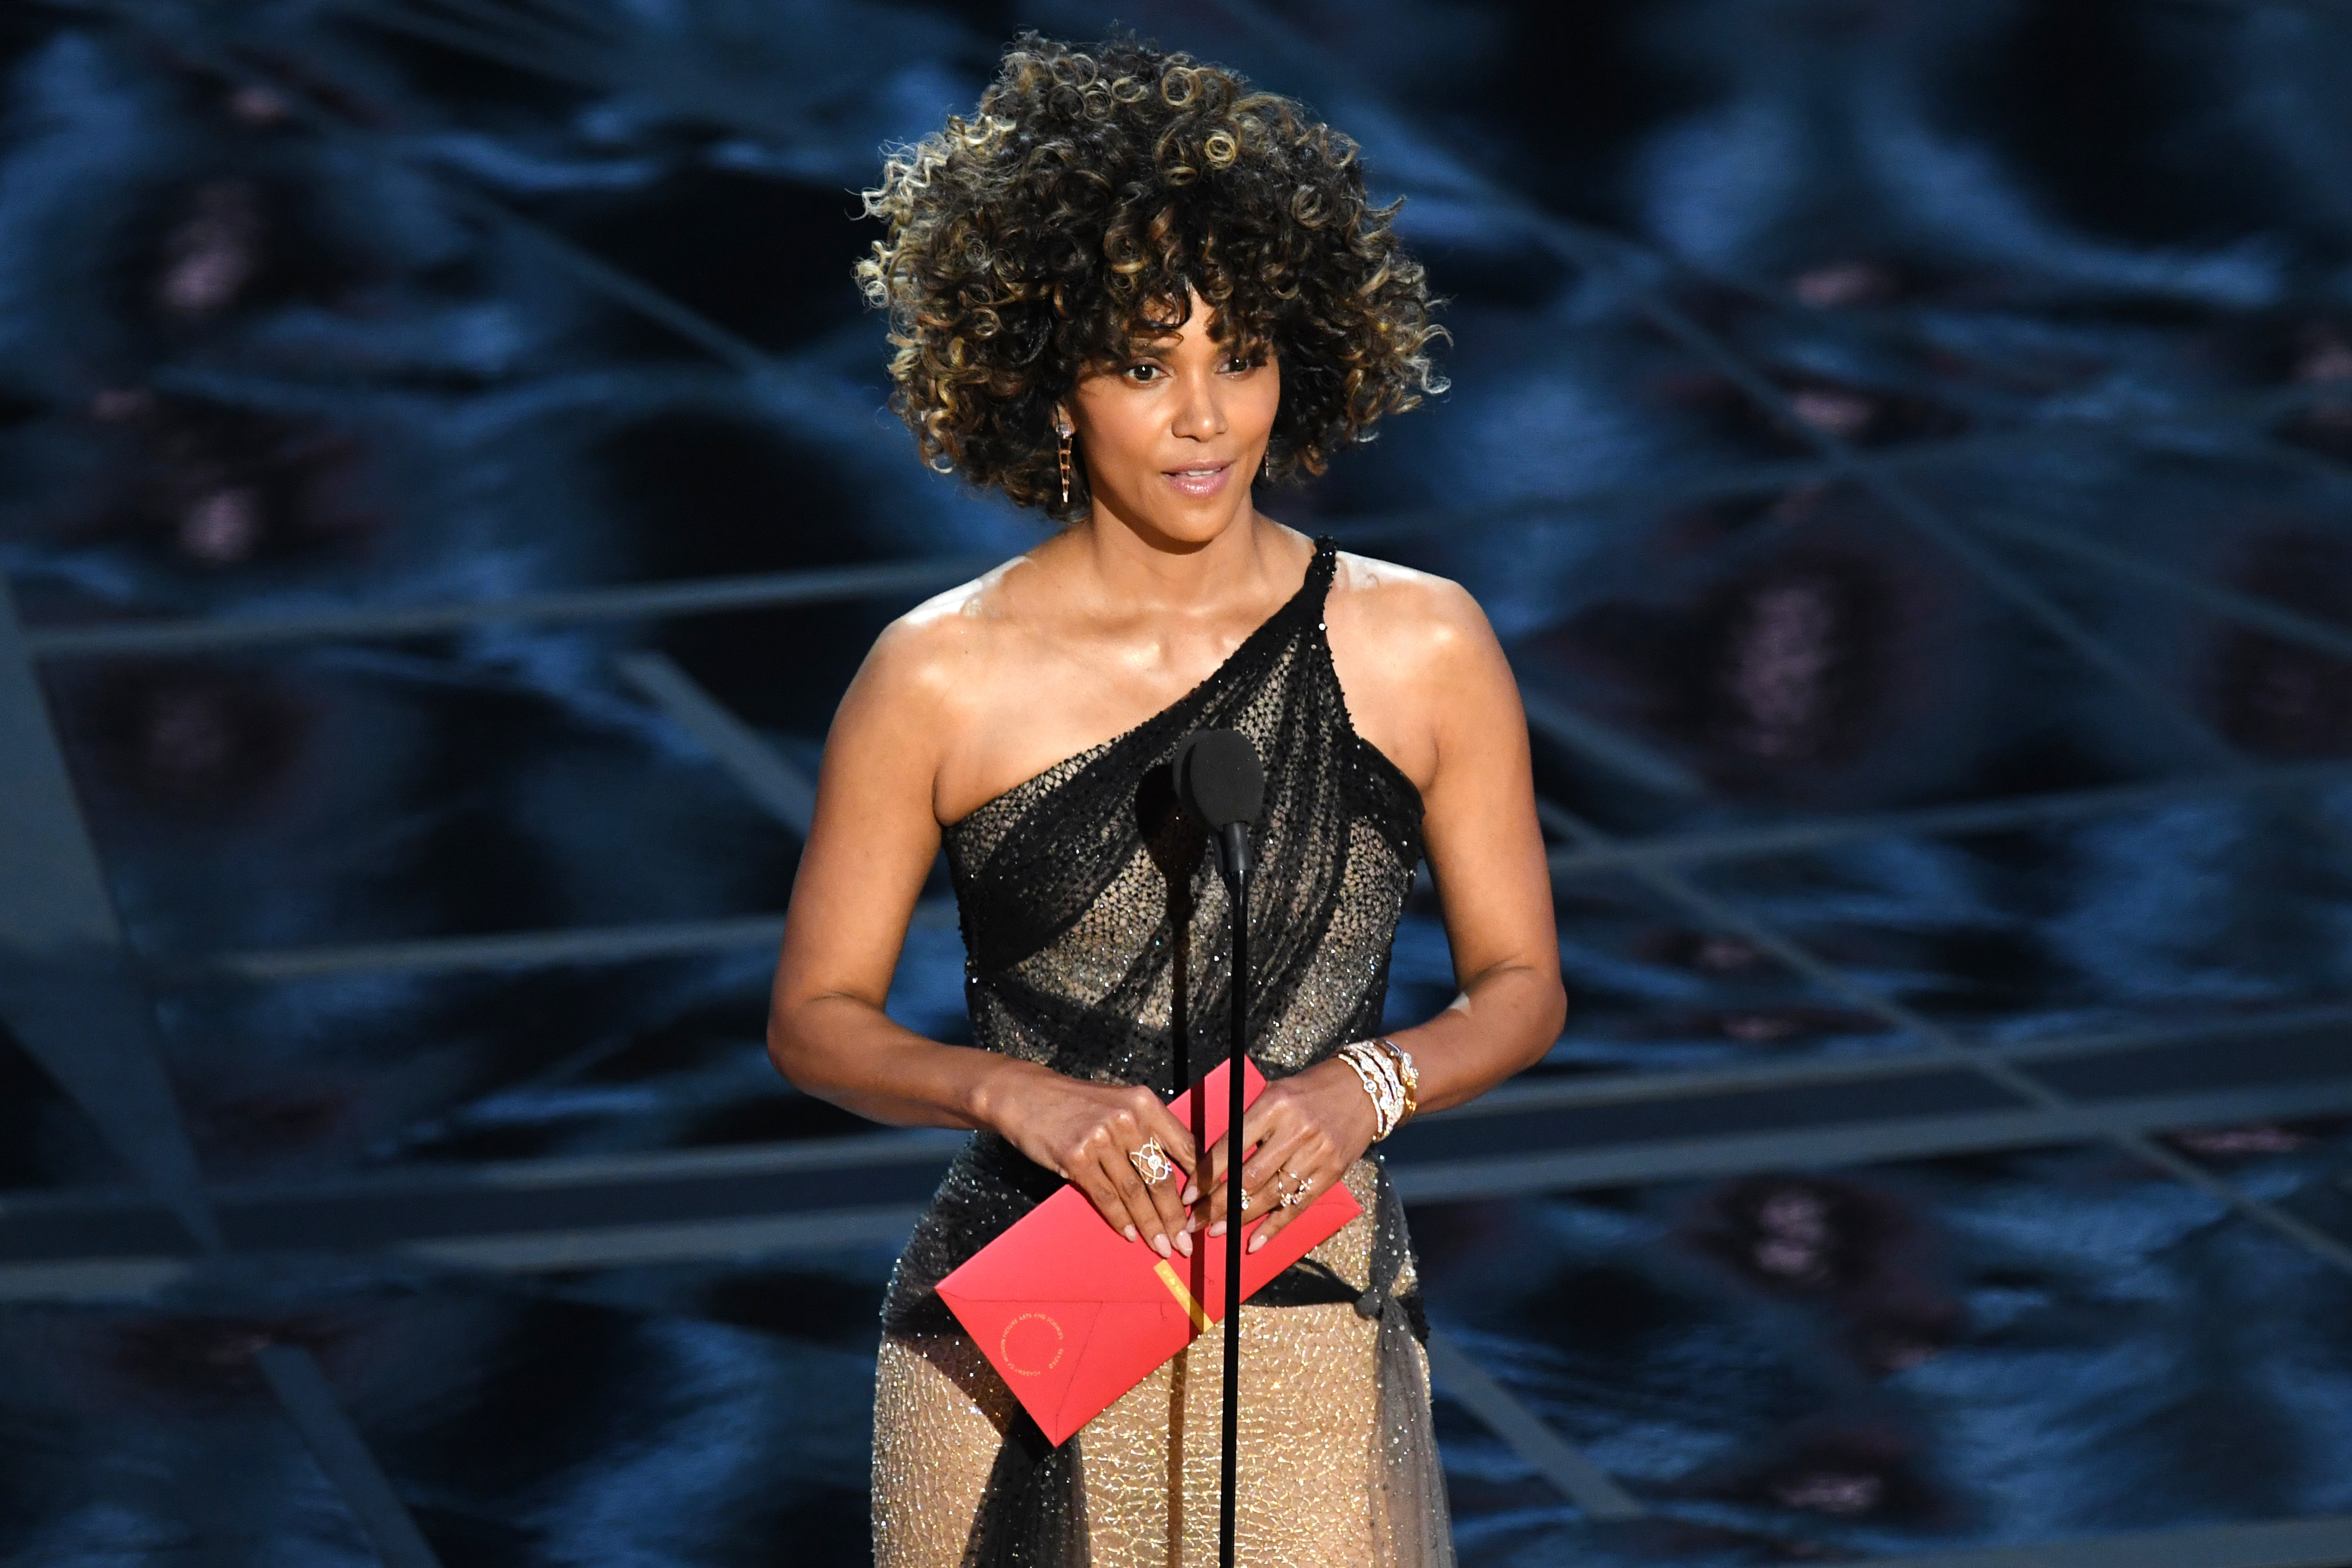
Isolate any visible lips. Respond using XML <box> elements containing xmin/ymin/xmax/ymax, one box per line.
<box><xmin>1163</xmin><ymin>461</ymin><xmax>1232</xmax><ymax>499</ymax></box>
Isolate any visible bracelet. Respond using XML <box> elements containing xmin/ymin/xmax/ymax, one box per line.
<box><xmin>1373</xmin><ymin>1035</ymin><xmax>1420</xmax><ymax>1125</ymax></box>
<box><xmin>1337</xmin><ymin>1039</ymin><xmax>1407</xmax><ymax>1141</ymax></box>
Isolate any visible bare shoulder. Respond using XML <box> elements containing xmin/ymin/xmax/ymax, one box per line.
<box><xmin>847</xmin><ymin>555</ymin><xmax>1038</xmax><ymax>721</ymax></box>
<box><xmin>832</xmin><ymin>557</ymin><xmax>1044</xmax><ymax>761</ymax></box>
<box><xmin>1322</xmin><ymin>550</ymin><xmax>1512</xmax><ymax>787</ymax></box>
<box><xmin>1327</xmin><ymin>549</ymin><xmax>1500</xmax><ymax>669</ymax></box>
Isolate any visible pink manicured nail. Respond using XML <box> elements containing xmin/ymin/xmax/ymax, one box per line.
<box><xmin>1181</xmin><ymin>1184</ymin><xmax>1199</xmax><ymax>1205</ymax></box>
<box><xmin>1152</xmin><ymin>1234</ymin><xmax>1172</xmax><ymax>1258</ymax></box>
<box><xmin>1208</xmin><ymin>1220</ymin><xmax>1226</xmax><ymax>1237</ymax></box>
<box><xmin>1248</xmin><ymin>1233</ymin><xmax>1267</xmax><ymax>1254</ymax></box>
<box><xmin>1124</xmin><ymin>1224</ymin><xmax>1138</xmax><ymax>1242</ymax></box>
<box><xmin>1175</xmin><ymin>1231</ymin><xmax>1192</xmax><ymax>1257</ymax></box>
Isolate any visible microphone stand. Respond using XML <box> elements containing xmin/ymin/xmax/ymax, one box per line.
<box><xmin>1213</xmin><ymin>818</ymin><xmax>1252</xmax><ymax>1568</ymax></box>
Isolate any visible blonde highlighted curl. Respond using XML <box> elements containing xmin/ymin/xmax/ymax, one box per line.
<box><xmin>857</xmin><ymin>33</ymin><xmax>1447</xmax><ymax>522</ymax></box>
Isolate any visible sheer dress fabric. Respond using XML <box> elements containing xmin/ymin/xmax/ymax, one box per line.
<box><xmin>873</xmin><ymin>540</ymin><xmax>1455</xmax><ymax>1567</ymax></box>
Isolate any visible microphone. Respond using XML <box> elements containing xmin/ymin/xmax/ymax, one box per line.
<box><xmin>1172</xmin><ymin>727</ymin><xmax>1264</xmax><ymax>891</ymax></box>
<box><xmin>1171</xmin><ymin>726</ymin><xmax>1263</xmax><ymax>1568</ymax></box>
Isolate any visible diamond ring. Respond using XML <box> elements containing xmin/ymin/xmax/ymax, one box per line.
<box><xmin>1128</xmin><ymin>1138</ymin><xmax>1175</xmax><ymax>1185</ymax></box>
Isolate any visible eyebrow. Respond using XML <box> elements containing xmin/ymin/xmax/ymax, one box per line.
<box><xmin>1134</xmin><ymin>331</ymin><xmax>1260</xmax><ymax>351</ymax></box>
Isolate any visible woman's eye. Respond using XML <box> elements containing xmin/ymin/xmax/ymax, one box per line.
<box><xmin>1124</xmin><ymin>363</ymin><xmax>1162</xmax><ymax>383</ymax></box>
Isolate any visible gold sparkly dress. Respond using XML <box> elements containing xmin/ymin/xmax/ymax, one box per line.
<box><xmin>873</xmin><ymin>540</ymin><xmax>1455</xmax><ymax>1568</ymax></box>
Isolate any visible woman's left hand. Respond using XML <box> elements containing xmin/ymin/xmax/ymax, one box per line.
<box><xmin>1190</xmin><ymin>1056</ymin><xmax>1380</xmax><ymax>1250</ymax></box>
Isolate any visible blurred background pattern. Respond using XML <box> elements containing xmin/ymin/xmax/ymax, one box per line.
<box><xmin>5</xmin><ymin>1</ymin><xmax>2352</xmax><ymax>1564</ymax></box>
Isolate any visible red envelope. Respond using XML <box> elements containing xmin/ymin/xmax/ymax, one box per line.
<box><xmin>935</xmin><ymin>1057</ymin><xmax>1363</xmax><ymax>1446</ymax></box>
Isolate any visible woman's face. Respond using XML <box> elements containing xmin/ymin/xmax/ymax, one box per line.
<box><xmin>1067</xmin><ymin>292</ymin><xmax>1280</xmax><ymax>548</ymax></box>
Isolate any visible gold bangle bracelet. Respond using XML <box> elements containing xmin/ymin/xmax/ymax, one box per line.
<box><xmin>1374</xmin><ymin>1036</ymin><xmax>1419</xmax><ymax>1124</ymax></box>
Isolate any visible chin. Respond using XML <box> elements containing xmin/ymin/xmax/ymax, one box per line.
<box><xmin>1098</xmin><ymin>488</ymin><xmax>1255</xmax><ymax>548</ymax></box>
<box><xmin>1142</xmin><ymin>505</ymin><xmax>1252</xmax><ymax>549</ymax></box>
<box><xmin>1169</xmin><ymin>502</ymin><xmax>1249</xmax><ymax>535</ymax></box>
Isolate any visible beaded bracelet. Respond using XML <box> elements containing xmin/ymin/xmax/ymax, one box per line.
<box><xmin>1338</xmin><ymin>1039</ymin><xmax>1408</xmax><ymax>1141</ymax></box>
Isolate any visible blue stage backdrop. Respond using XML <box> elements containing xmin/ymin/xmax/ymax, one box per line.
<box><xmin>3</xmin><ymin>3</ymin><xmax>2351</xmax><ymax>1565</ymax></box>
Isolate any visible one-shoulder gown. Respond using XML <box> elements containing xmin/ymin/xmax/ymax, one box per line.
<box><xmin>872</xmin><ymin>539</ymin><xmax>1455</xmax><ymax>1567</ymax></box>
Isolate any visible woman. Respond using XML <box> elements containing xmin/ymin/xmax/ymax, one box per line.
<box><xmin>769</xmin><ymin>34</ymin><xmax>1564</xmax><ymax>1568</ymax></box>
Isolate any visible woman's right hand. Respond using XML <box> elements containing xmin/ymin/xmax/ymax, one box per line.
<box><xmin>981</xmin><ymin>1062</ymin><xmax>1200</xmax><ymax>1260</ymax></box>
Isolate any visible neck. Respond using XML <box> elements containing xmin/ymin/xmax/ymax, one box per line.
<box><xmin>1066</xmin><ymin>507</ymin><xmax>1300</xmax><ymax>618</ymax></box>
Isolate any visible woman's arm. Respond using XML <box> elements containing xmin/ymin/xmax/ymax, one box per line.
<box><xmin>1196</xmin><ymin>572</ymin><xmax>1567</xmax><ymax>1246</ymax></box>
<box><xmin>767</xmin><ymin>611</ymin><xmax>1204</xmax><ymax>1258</ymax></box>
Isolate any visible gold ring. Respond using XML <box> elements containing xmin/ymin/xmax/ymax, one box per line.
<box><xmin>1128</xmin><ymin>1138</ymin><xmax>1174</xmax><ymax>1185</ymax></box>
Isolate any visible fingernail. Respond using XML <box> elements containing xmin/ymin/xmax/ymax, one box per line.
<box><xmin>1181</xmin><ymin>1184</ymin><xmax>1199</xmax><ymax>1205</ymax></box>
<box><xmin>1124</xmin><ymin>1225</ymin><xmax>1138</xmax><ymax>1242</ymax></box>
<box><xmin>1153</xmin><ymin>1234</ymin><xmax>1171</xmax><ymax>1258</ymax></box>
<box><xmin>1248</xmin><ymin>1233</ymin><xmax>1267</xmax><ymax>1254</ymax></box>
<box><xmin>1209</xmin><ymin>1220</ymin><xmax>1226</xmax><ymax>1237</ymax></box>
<box><xmin>1175</xmin><ymin>1231</ymin><xmax>1192</xmax><ymax>1257</ymax></box>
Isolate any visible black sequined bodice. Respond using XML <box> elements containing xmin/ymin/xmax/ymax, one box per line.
<box><xmin>884</xmin><ymin>537</ymin><xmax>1425</xmax><ymax>1320</ymax></box>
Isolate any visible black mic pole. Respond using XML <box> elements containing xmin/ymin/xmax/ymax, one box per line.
<box><xmin>1216</xmin><ymin>817</ymin><xmax>1251</xmax><ymax>1568</ymax></box>
<box><xmin>1172</xmin><ymin>727</ymin><xmax>1264</xmax><ymax>1568</ymax></box>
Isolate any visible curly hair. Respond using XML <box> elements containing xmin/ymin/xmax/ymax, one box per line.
<box><xmin>857</xmin><ymin>33</ymin><xmax>1446</xmax><ymax>521</ymax></box>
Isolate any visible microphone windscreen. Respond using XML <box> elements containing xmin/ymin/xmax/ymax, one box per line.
<box><xmin>1173</xmin><ymin>727</ymin><xmax>1265</xmax><ymax>830</ymax></box>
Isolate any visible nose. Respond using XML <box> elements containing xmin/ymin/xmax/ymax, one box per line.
<box><xmin>1168</xmin><ymin>365</ymin><xmax>1229</xmax><ymax>443</ymax></box>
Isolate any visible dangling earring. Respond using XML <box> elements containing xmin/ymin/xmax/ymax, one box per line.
<box><xmin>1054</xmin><ymin>412</ymin><xmax>1075</xmax><ymax>507</ymax></box>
